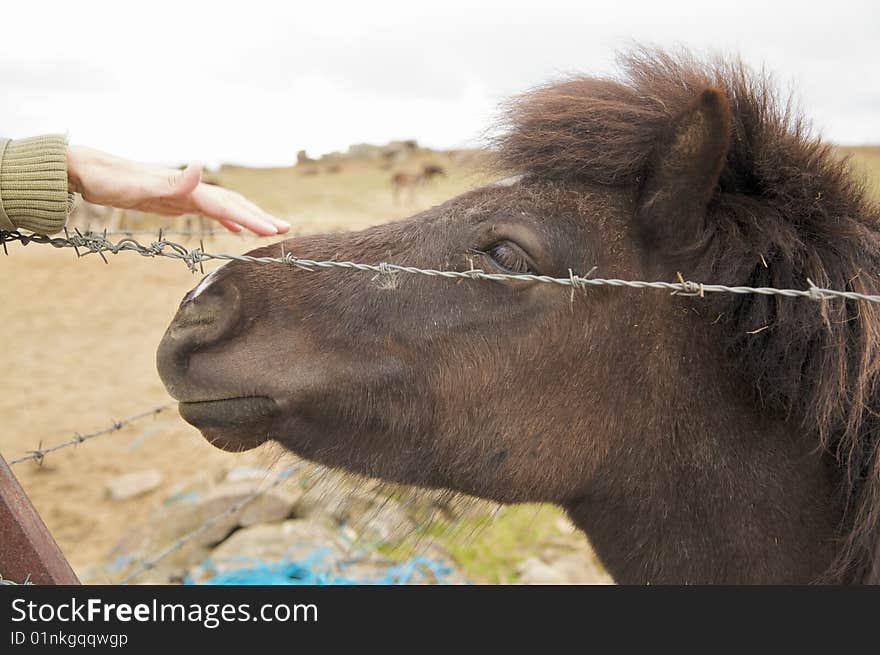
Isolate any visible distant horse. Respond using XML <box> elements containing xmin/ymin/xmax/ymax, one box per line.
<box><xmin>391</xmin><ymin>164</ymin><xmax>446</xmax><ymax>203</ymax></box>
<box><xmin>159</xmin><ymin>51</ymin><xmax>880</xmax><ymax>584</ymax></box>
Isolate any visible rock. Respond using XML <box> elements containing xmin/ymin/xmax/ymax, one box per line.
<box><xmin>291</xmin><ymin>476</ymin><xmax>417</xmax><ymax>545</ymax></box>
<box><xmin>294</xmin><ymin>475</ymin><xmax>388</xmax><ymax>522</ymax></box>
<box><xmin>163</xmin><ymin>470</ymin><xmax>216</xmax><ymax>504</ymax></box>
<box><xmin>291</xmin><ymin>475</ymin><xmax>358</xmax><ymax>520</ymax></box>
<box><xmin>152</xmin><ymin>480</ymin><xmax>301</xmax><ymax>549</ymax></box>
<box><xmin>516</xmin><ymin>552</ymin><xmax>613</xmax><ymax>585</ymax></box>
<box><xmin>340</xmin><ymin>525</ymin><xmax>359</xmax><ymax>543</ymax></box>
<box><xmin>211</xmin><ymin>519</ymin><xmax>348</xmax><ymax>562</ymax></box>
<box><xmin>517</xmin><ymin>557</ymin><xmax>567</xmax><ymax>584</ymax></box>
<box><xmin>188</xmin><ymin>519</ymin><xmax>353</xmax><ymax>583</ymax></box>
<box><xmin>554</xmin><ymin>517</ymin><xmax>578</xmax><ymax>535</ymax></box>
<box><xmin>224</xmin><ymin>465</ymin><xmax>272</xmax><ymax>484</ymax></box>
<box><xmin>106</xmin><ymin>470</ymin><xmax>163</xmax><ymax>500</ymax></box>
<box><xmin>104</xmin><ymin>462</ymin><xmax>473</xmax><ymax>585</ymax></box>
<box><xmin>209</xmin><ymin>481</ymin><xmax>301</xmax><ymax>528</ymax></box>
<box><xmin>105</xmin><ymin>479</ymin><xmax>301</xmax><ymax>583</ymax></box>
<box><xmin>348</xmin><ymin>499</ymin><xmax>416</xmax><ymax>545</ymax></box>
<box><xmin>346</xmin><ymin>143</ymin><xmax>384</xmax><ymax>160</ymax></box>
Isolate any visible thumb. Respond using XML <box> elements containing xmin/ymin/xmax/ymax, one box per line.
<box><xmin>167</xmin><ymin>162</ymin><xmax>202</xmax><ymax>196</ymax></box>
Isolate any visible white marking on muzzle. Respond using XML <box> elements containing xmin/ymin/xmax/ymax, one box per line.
<box><xmin>492</xmin><ymin>174</ymin><xmax>524</xmax><ymax>187</ymax></box>
<box><xmin>188</xmin><ymin>262</ymin><xmax>229</xmax><ymax>301</ymax></box>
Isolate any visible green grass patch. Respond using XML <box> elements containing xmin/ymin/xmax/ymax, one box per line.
<box><xmin>380</xmin><ymin>503</ymin><xmax>581</xmax><ymax>584</ymax></box>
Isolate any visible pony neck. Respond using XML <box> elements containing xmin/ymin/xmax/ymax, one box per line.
<box><xmin>566</xmin><ymin>418</ymin><xmax>840</xmax><ymax>583</ymax></box>
<box><xmin>565</xmin><ymin>329</ymin><xmax>843</xmax><ymax>584</ymax></box>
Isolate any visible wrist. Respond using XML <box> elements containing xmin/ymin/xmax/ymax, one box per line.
<box><xmin>66</xmin><ymin>145</ymin><xmax>85</xmax><ymax>194</ymax></box>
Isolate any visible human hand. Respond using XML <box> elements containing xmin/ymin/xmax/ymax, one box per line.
<box><xmin>66</xmin><ymin>145</ymin><xmax>289</xmax><ymax>235</ymax></box>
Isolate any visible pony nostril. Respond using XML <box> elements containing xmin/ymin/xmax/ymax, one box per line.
<box><xmin>157</xmin><ymin>280</ymin><xmax>243</xmax><ymax>396</ymax></box>
<box><xmin>177</xmin><ymin>282</ymin><xmax>241</xmax><ymax>348</ymax></box>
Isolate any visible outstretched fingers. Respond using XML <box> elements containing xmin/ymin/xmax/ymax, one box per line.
<box><xmin>216</xmin><ymin>219</ymin><xmax>243</xmax><ymax>233</ymax></box>
<box><xmin>225</xmin><ymin>189</ymin><xmax>290</xmax><ymax>234</ymax></box>
<box><xmin>190</xmin><ymin>184</ymin><xmax>288</xmax><ymax>236</ymax></box>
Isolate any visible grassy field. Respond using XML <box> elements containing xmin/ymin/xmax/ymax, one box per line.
<box><xmin>2</xmin><ymin>145</ymin><xmax>877</xmax><ymax>584</ymax></box>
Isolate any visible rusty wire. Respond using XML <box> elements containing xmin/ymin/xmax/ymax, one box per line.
<box><xmin>8</xmin><ymin>403</ymin><xmax>177</xmax><ymax>466</ymax></box>
<box><xmin>119</xmin><ymin>465</ymin><xmax>302</xmax><ymax>584</ymax></box>
<box><xmin>3</xmin><ymin>228</ymin><xmax>880</xmax><ymax>304</ymax></box>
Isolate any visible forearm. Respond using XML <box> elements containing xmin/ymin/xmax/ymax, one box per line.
<box><xmin>0</xmin><ymin>135</ymin><xmax>75</xmax><ymax>235</ymax></box>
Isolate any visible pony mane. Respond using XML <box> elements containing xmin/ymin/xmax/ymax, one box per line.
<box><xmin>495</xmin><ymin>49</ymin><xmax>880</xmax><ymax>583</ymax></box>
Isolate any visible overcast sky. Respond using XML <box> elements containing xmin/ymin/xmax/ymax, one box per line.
<box><xmin>2</xmin><ymin>0</ymin><xmax>877</xmax><ymax>167</ymax></box>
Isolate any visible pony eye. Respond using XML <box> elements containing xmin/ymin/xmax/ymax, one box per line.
<box><xmin>485</xmin><ymin>241</ymin><xmax>533</xmax><ymax>274</ymax></box>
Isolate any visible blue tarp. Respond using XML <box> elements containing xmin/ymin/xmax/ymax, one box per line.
<box><xmin>185</xmin><ymin>552</ymin><xmax>456</xmax><ymax>585</ymax></box>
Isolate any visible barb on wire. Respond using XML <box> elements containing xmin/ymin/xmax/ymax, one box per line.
<box><xmin>8</xmin><ymin>403</ymin><xmax>176</xmax><ymax>466</ymax></box>
<box><xmin>0</xmin><ymin>573</ymin><xmax>31</xmax><ymax>585</ymax></box>
<box><xmin>119</xmin><ymin>466</ymin><xmax>301</xmax><ymax>584</ymax></box>
<box><xmin>86</xmin><ymin>229</ymin><xmax>252</xmax><ymax>238</ymax></box>
<box><xmin>4</xmin><ymin>229</ymin><xmax>880</xmax><ymax>304</ymax></box>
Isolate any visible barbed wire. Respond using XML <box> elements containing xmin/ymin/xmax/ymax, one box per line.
<box><xmin>85</xmin><ymin>229</ymin><xmax>252</xmax><ymax>238</ymax></box>
<box><xmin>3</xmin><ymin>398</ymin><xmax>299</xmax><ymax>584</ymax></box>
<box><xmin>0</xmin><ymin>573</ymin><xmax>30</xmax><ymax>585</ymax></box>
<box><xmin>3</xmin><ymin>228</ymin><xmax>880</xmax><ymax>304</ymax></box>
<box><xmin>8</xmin><ymin>403</ymin><xmax>177</xmax><ymax>466</ymax></box>
<box><xmin>119</xmin><ymin>465</ymin><xmax>301</xmax><ymax>584</ymax></box>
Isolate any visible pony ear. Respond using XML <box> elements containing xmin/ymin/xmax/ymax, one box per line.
<box><xmin>636</xmin><ymin>87</ymin><xmax>731</xmax><ymax>254</ymax></box>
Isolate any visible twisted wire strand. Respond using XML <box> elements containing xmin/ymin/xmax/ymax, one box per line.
<box><xmin>3</xmin><ymin>398</ymin><xmax>298</xmax><ymax>584</ymax></box>
<box><xmin>3</xmin><ymin>229</ymin><xmax>878</xmax><ymax>304</ymax></box>
<box><xmin>7</xmin><ymin>403</ymin><xmax>177</xmax><ymax>466</ymax></box>
<box><xmin>95</xmin><ymin>229</ymin><xmax>245</xmax><ymax>238</ymax></box>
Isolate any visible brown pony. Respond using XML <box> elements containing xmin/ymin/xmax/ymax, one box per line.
<box><xmin>157</xmin><ymin>50</ymin><xmax>880</xmax><ymax>584</ymax></box>
<box><xmin>391</xmin><ymin>164</ymin><xmax>446</xmax><ymax>202</ymax></box>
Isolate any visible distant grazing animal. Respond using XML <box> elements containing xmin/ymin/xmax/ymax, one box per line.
<box><xmin>158</xmin><ymin>50</ymin><xmax>880</xmax><ymax>584</ymax></box>
<box><xmin>380</xmin><ymin>141</ymin><xmax>419</xmax><ymax>168</ymax></box>
<box><xmin>391</xmin><ymin>164</ymin><xmax>446</xmax><ymax>203</ymax></box>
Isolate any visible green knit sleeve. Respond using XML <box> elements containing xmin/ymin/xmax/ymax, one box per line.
<box><xmin>0</xmin><ymin>135</ymin><xmax>75</xmax><ymax>235</ymax></box>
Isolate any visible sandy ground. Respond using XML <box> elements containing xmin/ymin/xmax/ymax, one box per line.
<box><xmin>2</xmin><ymin>233</ymin><xmax>276</xmax><ymax>577</ymax></box>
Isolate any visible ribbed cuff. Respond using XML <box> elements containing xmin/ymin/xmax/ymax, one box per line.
<box><xmin>0</xmin><ymin>135</ymin><xmax>75</xmax><ymax>235</ymax></box>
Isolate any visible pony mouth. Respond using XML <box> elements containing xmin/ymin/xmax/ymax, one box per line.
<box><xmin>177</xmin><ymin>396</ymin><xmax>279</xmax><ymax>452</ymax></box>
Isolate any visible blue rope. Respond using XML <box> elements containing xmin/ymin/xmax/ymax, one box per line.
<box><xmin>185</xmin><ymin>551</ymin><xmax>456</xmax><ymax>585</ymax></box>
